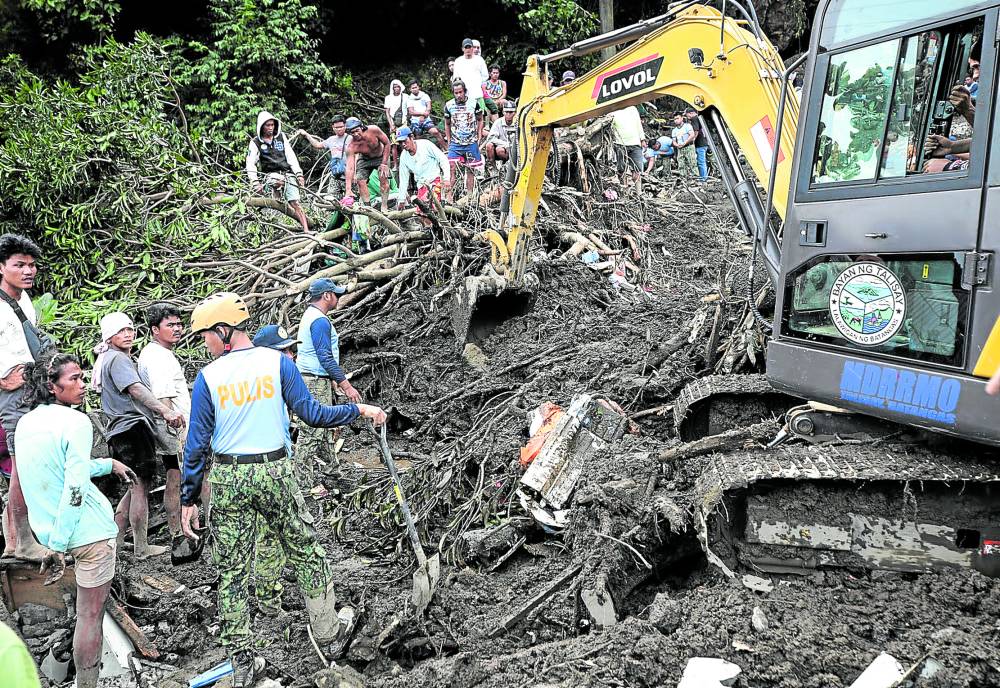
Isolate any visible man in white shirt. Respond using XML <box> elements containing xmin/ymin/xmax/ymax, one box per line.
<box><xmin>453</xmin><ymin>37</ymin><xmax>490</xmax><ymax>134</ymax></box>
<box><xmin>0</xmin><ymin>234</ymin><xmax>49</xmax><ymax>561</ymax></box>
<box><xmin>611</xmin><ymin>106</ymin><xmax>645</xmax><ymax>194</ymax></box>
<box><xmin>395</xmin><ymin>127</ymin><xmax>451</xmax><ymax>222</ymax></box>
<box><xmin>138</xmin><ymin>304</ymin><xmax>205</xmax><ymax>542</ymax></box>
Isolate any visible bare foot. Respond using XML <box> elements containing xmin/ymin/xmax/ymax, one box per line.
<box><xmin>136</xmin><ymin>544</ymin><xmax>169</xmax><ymax>560</ymax></box>
<box><xmin>14</xmin><ymin>541</ymin><xmax>50</xmax><ymax>562</ymax></box>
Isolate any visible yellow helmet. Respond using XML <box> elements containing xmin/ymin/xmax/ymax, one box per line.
<box><xmin>190</xmin><ymin>292</ymin><xmax>250</xmax><ymax>333</ymax></box>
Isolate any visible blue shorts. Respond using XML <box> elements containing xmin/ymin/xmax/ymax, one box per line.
<box><xmin>447</xmin><ymin>142</ymin><xmax>483</xmax><ymax>168</ymax></box>
<box><xmin>409</xmin><ymin>119</ymin><xmax>437</xmax><ymax>134</ymax></box>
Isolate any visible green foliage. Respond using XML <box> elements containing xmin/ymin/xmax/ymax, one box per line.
<box><xmin>32</xmin><ymin>293</ymin><xmax>58</xmax><ymax>328</ymax></box>
<box><xmin>493</xmin><ymin>0</ymin><xmax>600</xmax><ymax>75</ymax></box>
<box><xmin>0</xmin><ymin>37</ymin><xmax>271</xmax><ymax>361</ymax></box>
<box><xmin>169</xmin><ymin>0</ymin><xmax>332</xmax><ymax>149</ymax></box>
<box><xmin>503</xmin><ymin>0</ymin><xmax>599</xmax><ymax>46</ymax></box>
<box><xmin>498</xmin><ymin>0</ymin><xmax>598</xmax><ymax>50</ymax></box>
<box><xmin>21</xmin><ymin>0</ymin><xmax>120</xmax><ymax>40</ymax></box>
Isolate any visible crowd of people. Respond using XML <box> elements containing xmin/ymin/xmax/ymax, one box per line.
<box><xmin>0</xmin><ymin>233</ymin><xmax>387</xmax><ymax>687</ymax></box>
<box><xmin>243</xmin><ymin>36</ymin><xmax>715</xmax><ymax>237</ymax></box>
<box><xmin>247</xmin><ymin>37</ymin><xmax>520</xmax><ymax>217</ymax></box>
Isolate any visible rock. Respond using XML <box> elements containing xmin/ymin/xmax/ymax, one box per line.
<box><xmin>677</xmin><ymin>657</ymin><xmax>742</xmax><ymax>687</ymax></box>
<box><xmin>931</xmin><ymin>627</ymin><xmax>959</xmax><ymax>642</ymax></box>
<box><xmin>461</xmin><ymin>521</ymin><xmax>523</xmax><ymax>563</ymax></box>
<box><xmin>156</xmin><ymin>621</ymin><xmax>171</xmax><ymax>636</ymax></box>
<box><xmin>751</xmin><ymin>606</ymin><xmax>768</xmax><ymax>633</ymax></box>
<box><xmin>254</xmin><ymin>680</ymin><xmax>283</xmax><ymax>688</ymax></box>
<box><xmin>18</xmin><ymin>603</ymin><xmax>61</xmax><ymax>630</ymax></box>
<box><xmin>647</xmin><ymin>593</ymin><xmax>682</xmax><ymax>633</ymax></box>
<box><xmin>312</xmin><ymin>663</ymin><xmax>365</xmax><ymax>688</ymax></box>
<box><xmin>462</xmin><ymin>342</ymin><xmax>489</xmax><ymax>372</ymax></box>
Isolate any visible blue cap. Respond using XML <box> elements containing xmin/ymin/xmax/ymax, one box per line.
<box><xmin>396</xmin><ymin>126</ymin><xmax>412</xmax><ymax>141</ymax></box>
<box><xmin>345</xmin><ymin>116</ymin><xmax>363</xmax><ymax>130</ymax></box>
<box><xmin>253</xmin><ymin>324</ymin><xmax>300</xmax><ymax>350</ymax></box>
<box><xmin>308</xmin><ymin>278</ymin><xmax>347</xmax><ymax>299</ymax></box>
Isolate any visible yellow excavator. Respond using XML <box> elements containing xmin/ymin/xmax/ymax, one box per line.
<box><xmin>479</xmin><ymin>1</ymin><xmax>1000</xmax><ymax>577</ymax></box>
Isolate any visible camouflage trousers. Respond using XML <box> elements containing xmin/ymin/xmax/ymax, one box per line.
<box><xmin>295</xmin><ymin>375</ymin><xmax>336</xmax><ymax>487</ymax></box>
<box><xmin>676</xmin><ymin>145</ymin><xmax>698</xmax><ymax>178</ymax></box>
<box><xmin>210</xmin><ymin>457</ymin><xmax>332</xmax><ymax>651</ymax></box>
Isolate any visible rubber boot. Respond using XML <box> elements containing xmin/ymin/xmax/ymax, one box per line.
<box><xmin>304</xmin><ymin>583</ymin><xmax>339</xmax><ymax>644</ymax></box>
<box><xmin>75</xmin><ymin>665</ymin><xmax>99</xmax><ymax>688</ymax></box>
<box><xmin>231</xmin><ymin>651</ymin><xmax>264</xmax><ymax>688</ymax></box>
<box><xmin>305</xmin><ymin>584</ymin><xmax>356</xmax><ymax>661</ymax></box>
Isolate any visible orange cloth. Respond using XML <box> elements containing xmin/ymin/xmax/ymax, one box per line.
<box><xmin>519</xmin><ymin>402</ymin><xmax>564</xmax><ymax>466</ymax></box>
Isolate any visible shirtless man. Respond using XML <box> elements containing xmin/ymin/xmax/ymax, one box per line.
<box><xmin>342</xmin><ymin>117</ymin><xmax>392</xmax><ymax>211</ymax></box>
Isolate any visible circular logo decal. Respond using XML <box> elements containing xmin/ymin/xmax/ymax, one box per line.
<box><xmin>829</xmin><ymin>262</ymin><xmax>905</xmax><ymax>345</ymax></box>
<box><xmin>278</xmin><ymin>326</ymin><xmax>289</xmax><ymax>339</ymax></box>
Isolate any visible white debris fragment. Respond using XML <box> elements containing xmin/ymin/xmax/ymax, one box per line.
<box><xmin>849</xmin><ymin>652</ymin><xmax>905</xmax><ymax>688</ymax></box>
<box><xmin>677</xmin><ymin>657</ymin><xmax>742</xmax><ymax>687</ymax></box>
<box><xmin>751</xmin><ymin>606</ymin><xmax>768</xmax><ymax>633</ymax></box>
<box><xmin>741</xmin><ymin>574</ymin><xmax>774</xmax><ymax>593</ymax></box>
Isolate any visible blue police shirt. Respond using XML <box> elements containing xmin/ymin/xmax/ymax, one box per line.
<box><xmin>181</xmin><ymin>346</ymin><xmax>359</xmax><ymax>505</ymax></box>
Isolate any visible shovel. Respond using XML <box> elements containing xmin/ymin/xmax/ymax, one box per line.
<box><xmin>369</xmin><ymin>422</ymin><xmax>439</xmax><ymax>615</ymax></box>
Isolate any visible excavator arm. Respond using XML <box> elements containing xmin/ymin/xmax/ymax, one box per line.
<box><xmin>488</xmin><ymin>3</ymin><xmax>797</xmax><ymax>283</ymax></box>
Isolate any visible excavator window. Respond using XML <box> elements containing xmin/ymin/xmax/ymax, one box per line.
<box><xmin>811</xmin><ymin>17</ymin><xmax>983</xmax><ymax>185</ymax></box>
<box><xmin>785</xmin><ymin>253</ymin><xmax>969</xmax><ymax>367</ymax></box>
<box><xmin>821</xmin><ymin>0</ymin><xmax>985</xmax><ymax>45</ymax></box>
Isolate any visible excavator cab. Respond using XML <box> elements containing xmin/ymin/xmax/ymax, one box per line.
<box><xmin>770</xmin><ymin>0</ymin><xmax>1000</xmax><ymax>444</ymax></box>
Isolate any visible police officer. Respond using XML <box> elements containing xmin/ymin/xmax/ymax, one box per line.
<box><xmin>180</xmin><ymin>293</ymin><xmax>386</xmax><ymax>686</ymax></box>
<box><xmin>296</xmin><ymin>278</ymin><xmax>360</xmax><ymax>489</ymax></box>
<box><xmin>249</xmin><ymin>323</ymin><xmax>301</xmax><ymax>617</ymax></box>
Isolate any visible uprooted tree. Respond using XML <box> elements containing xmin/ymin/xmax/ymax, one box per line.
<box><xmin>0</xmin><ymin>37</ymin><xmax>497</xmax><ymax>362</ymax></box>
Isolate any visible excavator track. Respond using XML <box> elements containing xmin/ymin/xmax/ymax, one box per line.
<box><xmin>695</xmin><ymin>443</ymin><xmax>1000</xmax><ymax>577</ymax></box>
<box><xmin>673</xmin><ymin>373</ymin><xmax>793</xmax><ymax>441</ymax></box>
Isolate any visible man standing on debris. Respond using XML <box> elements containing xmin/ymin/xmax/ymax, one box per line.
<box><xmin>137</xmin><ymin>304</ymin><xmax>206</xmax><ymax>547</ymax></box>
<box><xmin>396</xmin><ymin>126</ymin><xmax>451</xmax><ymax>212</ymax></box>
<box><xmin>248</xmin><ymin>323</ymin><xmax>301</xmax><ymax>617</ymax></box>
<box><xmin>0</xmin><ymin>234</ymin><xmax>51</xmax><ymax>561</ymax></box>
<box><xmin>671</xmin><ymin>111</ymin><xmax>698</xmax><ymax>180</ymax></box>
<box><xmin>296</xmin><ymin>279</ymin><xmax>361</xmax><ymax>488</ymax></box>
<box><xmin>444</xmin><ymin>80</ymin><xmax>486</xmax><ymax>199</ymax></box>
<box><xmin>611</xmin><ymin>105</ymin><xmax>645</xmax><ymax>195</ymax></box>
<box><xmin>297</xmin><ymin>115</ymin><xmax>353</xmax><ymax>197</ymax></box>
<box><xmin>246</xmin><ymin>111</ymin><xmax>310</xmax><ymax>232</ymax></box>
<box><xmin>453</xmin><ymin>38</ymin><xmax>490</xmax><ymax>126</ymax></box>
<box><xmin>342</xmin><ymin>117</ymin><xmax>392</xmax><ymax>212</ymax></box>
<box><xmin>16</xmin><ymin>353</ymin><xmax>139</xmax><ymax>688</ymax></box>
<box><xmin>180</xmin><ymin>292</ymin><xmax>387</xmax><ymax>686</ymax></box>
<box><xmin>684</xmin><ymin>106</ymin><xmax>710</xmax><ymax>182</ymax></box>
<box><xmin>94</xmin><ymin>312</ymin><xmax>185</xmax><ymax>559</ymax></box>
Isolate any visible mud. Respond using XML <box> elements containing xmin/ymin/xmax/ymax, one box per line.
<box><xmin>19</xmin><ymin>180</ymin><xmax>1000</xmax><ymax>687</ymax></box>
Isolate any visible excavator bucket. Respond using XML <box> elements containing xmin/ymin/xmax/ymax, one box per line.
<box><xmin>452</xmin><ymin>272</ymin><xmax>537</xmax><ymax>349</ymax></box>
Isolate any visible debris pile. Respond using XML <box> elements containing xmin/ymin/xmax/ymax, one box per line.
<box><xmin>4</xmin><ymin>170</ymin><xmax>1000</xmax><ymax>687</ymax></box>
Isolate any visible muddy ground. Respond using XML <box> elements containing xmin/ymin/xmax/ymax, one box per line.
<box><xmin>18</xmin><ymin>177</ymin><xmax>1000</xmax><ymax>687</ymax></box>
